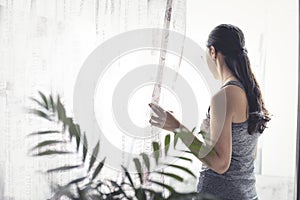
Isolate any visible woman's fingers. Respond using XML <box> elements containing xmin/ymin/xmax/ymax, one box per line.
<box><xmin>148</xmin><ymin>104</ymin><xmax>160</xmax><ymax>116</ymax></box>
<box><xmin>149</xmin><ymin>119</ymin><xmax>163</xmax><ymax>128</ymax></box>
<box><xmin>153</xmin><ymin>104</ymin><xmax>165</xmax><ymax>113</ymax></box>
<box><xmin>151</xmin><ymin>115</ymin><xmax>165</xmax><ymax>123</ymax></box>
<box><xmin>149</xmin><ymin>103</ymin><xmax>165</xmax><ymax>116</ymax></box>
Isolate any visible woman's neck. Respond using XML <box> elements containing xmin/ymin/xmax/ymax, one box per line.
<box><xmin>216</xmin><ymin>56</ymin><xmax>238</xmax><ymax>84</ymax></box>
<box><xmin>219</xmin><ymin>67</ymin><xmax>237</xmax><ymax>85</ymax></box>
<box><xmin>222</xmin><ymin>74</ymin><xmax>235</xmax><ymax>84</ymax></box>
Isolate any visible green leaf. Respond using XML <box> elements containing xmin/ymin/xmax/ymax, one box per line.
<box><xmin>38</xmin><ymin>91</ymin><xmax>49</xmax><ymax>110</ymax></box>
<box><xmin>172</xmin><ymin>156</ymin><xmax>193</xmax><ymax>163</ymax></box>
<box><xmin>63</xmin><ymin>117</ymin><xmax>73</xmax><ymax>135</ymax></box>
<box><xmin>92</xmin><ymin>158</ymin><xmax>106</xmax><ymax>180</ymax></box>
<box><xmin>164</xmin><ymin>134</ymin><xmax>171</xmax><ymax>156</ymax></box>
<box><xmin>27</xmin><ymin>130</ymin><xmax>60</xmax><ymax>137</ymax></box>
<box><xmin>188</xmin><ymin>143</ymin><xmax>202</xmax><ymax>152</ymax></box>
<box><xmin>141</xmin><ymin>188</ymin><xmax>163</xmax><ymax>199</ymax></box>
<box><xmin>200</xmin><ymin>149</ymin><xmax>217</xmax><ymax>167</ymax></box>
<box><xmin>207</xmin><ymin>149</ymin><xmax>217</xmax><ymax>157</ymax></box>
<box><xmin>29</xmin><ymin>97</ymin><xmax>47</xmax><ymax>110</ymax></box>
<box><xmin>88</xmin><ymin>141</ymin><xmax>100</xmax><ymax>172</ymax></box>
<box><xmin>164</xmin><ymin>163</ymin><xmax>196</xmax><ymax>178</ymax></box>
<box><xmin>106</xmin><ymin>189</ymin><xmax>123</xmax><ymax>198</ymax></box>
<box><xmin>68</xmin><ymin>123</ymin><xmax>81</xmax><ymax>152</ymax></box>
<box><xmin>76</xmin><ymin>184</ymin><xmax>87</xmax><ymax>200</ymax></box>
<box><xmin>201</xmin><ymin>157</ymin><xmax>212</xmax><ymax>167</ymax></box>
<box><xmin>140</xmin><ymin>153</ymin><xmax>150</xmax><ymax>172</ymax></box>
<box><xmin>68</xmin><ymin>122</ymin><xmax>75</xmax><ymax>141</ymax></box>
<box><xmin>47</xmin><ymin>165</ymin><xmax>81</xmax><ymax>173</ymax></box>
<box><xmin>28</xmin><ymin>109</ymin><xmax>52</xmax><ymax>121</ymax></box>
<box><xmin>191</xmin><ymin>127</ymin><xmax>196</xmax><ymax>133</ymax></box>
<box><xmin>198</xmin><ymin>130</ymin><xmax>209</xmax><ymax>141</ymax></box>
<box><xmin>49</xmin><ymin>94</ymin><xmax>56</xmax><ymax>113</ymax></box>
<box><xmin>152</xmin><ymin>142</ymin><xmax>160</xmax><ymax>165</ymax></box>
<box><xmin>121</xmin><ymin>165</ymin><xmax>134</xmax><ymax>188</ymax></box>
<box><xmin>148</xmin><ymin>179</ymin><xmax>175</xmax><ymax>193</ymax></box>
<box><xmin>82</xmin><ymin>133</ymin><xmax>88</xmax><ymax>163</ymax></box>
<box><xmin>30</xmin><ymin>140</ymin><xmax>65</xmax><ymax>151</ymax></box>
<box><xmin>198</xmin><ymin>130</ymin><xmax>206</xmax><ymax>136</ymax></box>
<box><xmin>57</xmin><ymin>96</ymin><xmax>66</xmax><ymax>122</ymax></box>
<box><xmin>135</xmin><ymin>188</ymin><xmax>146</xmax><ymax>200</ymax></box>
<box><xmin>174</xmin><ymin>132</ymin><xmax>179</xmax><ymax>148</ymax></box>
<box><xmin>63</xmin><ymin>117</ymin><xmax>73</xmax><ymax>126</ymax></box>
<box><xmin>75</xmin><ymin>124</ymin><xmax>81</xmax><ymax>152</ymax></box>
<box><xmin>94</xmin><ymin>181</ymin><xmax>106</xmax><ymax>189</ymax></box>
<box><xmin>153</xmin><ymin>171</ymin><xmax>184</xmax><ymax>182</ymax></box>
<box><xmin>32</xmin><ymin>150</ymin><xmax>73</xmax><ymax>156</ymax></box>
<box><xmin>133</xmin><ymin>158</ymin><xmax>143</xmax><ymax>184</ymax></box>
<box><xmin>108</xmin><ymin>180</ymin><xmax>128</xmax><ymax>199</ymax></box>
<box><xmin>109</xmin><ymin>180</ymin><xmax>122</xmax><ymax>188</ymax></box>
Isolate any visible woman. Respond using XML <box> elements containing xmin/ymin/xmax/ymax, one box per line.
<box><xmin>148</xmin><ymin>24</ymin><xmax>271</xmax><ymax>200</ymax></box>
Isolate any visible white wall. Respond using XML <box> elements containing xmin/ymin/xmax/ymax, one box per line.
<box><xmin>186</xmin><ymin>0</ymin><xmax>298</xmax><ymax>178</ymax></box>
<box><xmin>261</xmin><ymin>0</ymin><xmax>298</xmax><ymax>177</ymax></box>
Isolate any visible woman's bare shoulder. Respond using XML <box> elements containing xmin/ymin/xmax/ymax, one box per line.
<box><xmin>219</xmin><ymin>85</ymin><xmax>248</xmax><ymax>122</ymax></box>
<box><xmin>211</xmin><ymin>85</ymin><xmax>247</xmax><ymax>115</ymax></box>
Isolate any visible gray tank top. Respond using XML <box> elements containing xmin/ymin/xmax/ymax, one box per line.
<box><xmin>197</xmin><ymin>80</ymin><xmax>260</xmax><ymax>200</ymax></box>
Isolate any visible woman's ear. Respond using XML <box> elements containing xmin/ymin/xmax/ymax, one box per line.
<box><xmin>209</xmin><ymin>46</ymin><xmax>217</xmax><ymax>61</ymax></box>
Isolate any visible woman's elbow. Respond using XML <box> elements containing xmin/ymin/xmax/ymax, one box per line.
<box><xmin>215</xmin><ymin>159</ymin><xmax>230</xmax><ymax>175</ymax></box>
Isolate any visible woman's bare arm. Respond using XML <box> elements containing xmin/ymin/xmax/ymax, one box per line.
<box><xmin>149</xmin><ymin>87</ymin><xmax>238</xmax><ymax>174</ymax></box>
<box><xmin>175</xmin><ymin>88</ymin><xmax>233</xmax><ymax>174</ymax></box>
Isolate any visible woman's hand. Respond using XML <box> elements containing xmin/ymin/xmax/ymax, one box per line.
<box><xmin>148</xmin><ymin>103</ymin><xmax>181</xmax><ymax>132</ymax></box>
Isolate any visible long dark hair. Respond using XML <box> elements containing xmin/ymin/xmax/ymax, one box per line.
<box><xmin>207</xmin><ymin>24</ymin><xmax>271</xmax><ymax>134</ymax></box>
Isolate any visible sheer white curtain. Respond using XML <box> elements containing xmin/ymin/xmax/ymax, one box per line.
<box><xmin>0</xmin><ymin>0</ymin><xmax>187</xmax><ymax>199</ymax></box>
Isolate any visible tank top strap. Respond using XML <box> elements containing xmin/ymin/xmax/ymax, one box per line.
<box><xmin>206</xmin><ymin>81</ymin><xmax>245</xmax><ymax>118</ymax></box>
<box><xmin>221</xmin><ymin>80</ymin><xmax>246</xmax><ymax>92</ymax></box>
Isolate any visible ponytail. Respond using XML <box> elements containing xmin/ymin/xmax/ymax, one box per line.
<box><xmin>225</xmin><ymin>52</ymin><xmax>271</xmax><ymax>134</ymax></box>
<box><xmin>207</xmin><ymin>24</ymin><xmax>271</xmax><ymax>134</ymax></box>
